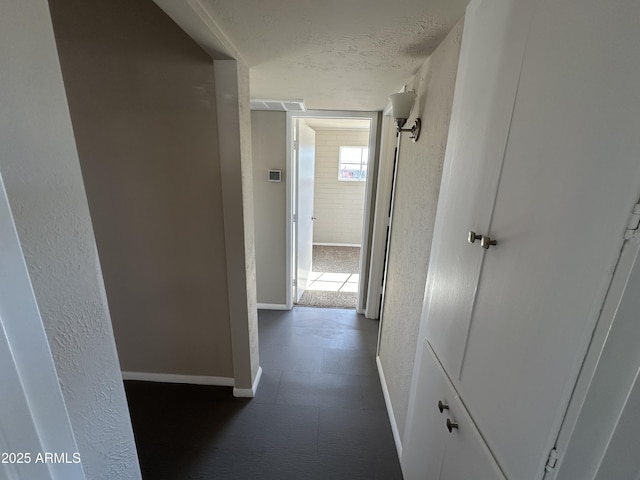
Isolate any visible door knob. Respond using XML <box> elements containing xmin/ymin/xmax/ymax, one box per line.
<box><xmin>468</xmin><ymin>231</ymin><xmax>482</xmax><ymax>244</ymax></box>
<box><xmin>446</xmin><ymin>418</ymin><xmax>459</xmax><ymax>433</ymax></box>
<box><xmin>438</xmin><ymin>400</ymin><xmax>449</xmax><ymax>413</ymax></box>
<box><xmin>480</xmin><ymin>236</ymin><xmax>497</xmax><ymax>249</ymax></box>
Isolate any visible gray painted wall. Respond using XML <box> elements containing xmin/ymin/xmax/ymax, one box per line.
<box><xmin>251</xmin><ymin>111</ymin><xmax>288</xmax><ymax>306</ymax></box>
<box><xmin>0</xmin><ymin>0</ymin><xmax>141</xmax><ymax>477</ymax></box>
<box><xmin>378</xmin><ymin>18</ymin><xmax>464</xmax><ymax>442</ymax></box>
<box><xmin>313</xmin><ymin>129</ymin><xmax>369</xmax><ymax>245</ymax></box>
<box><xmin>49</xmin><ymin>0</ymin><xmax>234</xmax><ymax>378</ymax></box>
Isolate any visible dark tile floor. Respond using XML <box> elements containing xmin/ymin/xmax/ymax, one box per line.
<box><xmin>125</xmin><ymin>307</ymin><xmax>403</xmax><ymax>479</ymax></box>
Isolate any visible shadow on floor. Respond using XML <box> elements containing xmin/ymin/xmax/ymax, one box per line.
<box><xmin>126</xmin><ymin>307</ymin><xmax>402</xmax><ymax>480</ymax></box>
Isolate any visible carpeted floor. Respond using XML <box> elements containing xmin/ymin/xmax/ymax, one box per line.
<box><xmin>297</xmin><ymin>246</ymin><xmax>360</xmax><ymax>309</ymax></box>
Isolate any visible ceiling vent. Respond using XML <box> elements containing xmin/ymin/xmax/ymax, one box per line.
<box><xmin>250</xmin><ymin>99</ymin><xmax>307</xmax><ymax>112</ymax></box>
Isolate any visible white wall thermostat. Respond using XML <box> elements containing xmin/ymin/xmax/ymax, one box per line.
<box><xmin>268</xmin><ymin>170</ymin><xmax>282</xmax><ymax>182</ymax></box>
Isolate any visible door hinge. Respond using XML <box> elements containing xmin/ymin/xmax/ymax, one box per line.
<box><xmin>293</xmin><ymin>213</ymin><xmax>297</xmax><ymax>222</ymax></box>
<box><xmin>624</xmin><ymin>203</ymin><xmax>640</xmax><ymax>240</ymax></box>
<box><xmin>292</xmin><ymin>278</ymin><xmax>297</xmax><ymax>287</ymax></box>
<box><xmin>545</xmin><ymin>448</ymin><xmax>559</xmax><ymax>473</ymax></box>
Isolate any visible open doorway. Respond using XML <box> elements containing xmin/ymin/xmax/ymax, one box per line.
<box><xmin>286</xmin><ymin>112</ymin><xmax>378</xmax><ymax>311</ymax></box>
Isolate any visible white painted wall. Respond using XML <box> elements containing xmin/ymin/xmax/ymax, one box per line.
<box><xmin>0</xmin><ymin>1</ymin><xmax>140</xmax><ymax>478</ymax></box>
<box><xmin>252</xmin><ymin>111</ymin><xmax>288</xmax><ymax>306</ymax></box>
<box><xmin>377</xmin><ymin>18</ymin><xmax>464</xmax><ymax>443</ymax></box>
<box><xmin>312</xmin><ymin>129</ymin><xmax>369</xmax><ymax>245</ymax></box>
<box><xmin>215</xmin><ymin>59</ymin><xmax>261</xmax><ymax>395</ymax></box>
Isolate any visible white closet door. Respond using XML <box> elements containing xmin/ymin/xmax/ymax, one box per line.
<box><xmin>440</xmin><ymin>394</ymin><xmax>506</xmax><ymax>480</ymax></box>
<box><xmin>402</xmin><ymin>341</ymin><xmax>451</xmax><ymax>480</ymax></box>
<box><xmin>423</xmin><ymin>0</ymin><xmax>537</xmax><ymax>379</ymax></box>
<box><xmin>459</xmin><ymin>0</ymin><xmax>640</xmax><ymax>478</ymax></box>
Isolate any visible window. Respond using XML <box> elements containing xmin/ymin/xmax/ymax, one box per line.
<box><xmin>338</xmin><ymin>146</ymin><xmax>368</xmax><ymax>182</ymax></box>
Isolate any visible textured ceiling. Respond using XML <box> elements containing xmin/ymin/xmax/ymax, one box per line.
<box><xmin>199</xmin><ymin>0</ymin><xmax>468</xmax><ymax>111</ymax></box>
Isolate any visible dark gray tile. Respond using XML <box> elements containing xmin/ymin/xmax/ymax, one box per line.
<box><xmin>276</xmin><ymin>371</ymin><xmax>364</xmax><ymax>410</ymax></box>
<box><xmin>374</xmin><ymin>456</ymin><xmax>405</xmax><ymax>480</ymax></box>
<box><xmin>358</xmin><ymin>374</ymin><xmax>387</xmax><ymax>411</ymax></box>
<box><xmin>260</xmin><ymin>344</ymin><xmax>323</xmax><ymax>373</ymax></box>
<box><xmin>321</xmin><ymin>347</ymin><xmax>378</xmax><ymax>376</ymax></box>
<box><xmin>286</xmin><ymin>326</ymin><xmax>345</xmax><ymax>348</ymax></box>
<box><xmin>318</xmin><ymin>408</ymin><xmax>397</xmax><ymax>458</ymax></box>
<box><xmin>252</xmin><ymin>369</ymin><xmax>281</xmax><ymax>404</ymax></box>
<box><xmin>187</xmin><ymin>449</ymin><xmax>265</xmax><ymax>479</ymax></box>
<box><xmin>212</xmin><ymin>402</ymin><xmax>319</xmax><ymax>454</ymax></box>
<box><xmin>256</xmin><ymin>452</ymin><xmax>320</xmax><ymax>480</ymax></box>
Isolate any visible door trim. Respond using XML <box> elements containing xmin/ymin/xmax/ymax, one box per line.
<box><xmin>285</xmin><ymin>110</ymin><xmax>379</xmax><ymax>311</ymax></box>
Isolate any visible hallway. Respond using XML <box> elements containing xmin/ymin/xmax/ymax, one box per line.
<box><xmin>126</xmin><ymin>307</ymin><xmax>402</xmax><ymax>479</ymax></box>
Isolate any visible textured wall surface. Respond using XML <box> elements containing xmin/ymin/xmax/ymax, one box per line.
<box><xmin>237</xmin><ymin>61</ymin><xmax>260</xmax><ymax>385</ymax></box>
<box><xmin>49</xmin><ymin>0</ymin><xmax>234</xmax><ymax>378</ymax></box>
<box><xmin>215</xmin><ymin>59</ymin><xmax>260</xmax><ymax>391</ymax></box>
<box><xmin>252</xmin><ymin>111</ymin><xmax>287</xmax><ymax>305</ymax></box>
<box><xmin>313</xmin><ymin>129</ymin><xmax>369</xmax><ymax>245</ymax></box>
<box><xmin>378</xmin><ymin>18</ymin><xmax>464</xmax><ymax>442</ymax></box>
<box><xmin>0</xmin><ymin>0</ymin><xmax>141</xmax><ymax>478</ymax></box>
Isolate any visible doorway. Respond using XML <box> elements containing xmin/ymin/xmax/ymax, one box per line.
<box><xmin>286</xmin><ymin>111</ymin><xmax>379</xmax><ymax>312</ymax></box>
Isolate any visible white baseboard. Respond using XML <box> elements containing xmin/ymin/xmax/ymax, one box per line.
<box><xmin>257</xmin><ymin>303</ymin><xmax>290</xmax><ymax>310</ymax></box>
<box><xmin>121</xmin><ymin>371</ymin><xmax>234</xmax><ymax>386</ymax></box>
<box><xmin>376</xmin><ymin>356</ymin><xmax>403</xmax><ymax>459</ymax></box>
<box><xmin>313</xmin><ymin>242</ymin><xmax>361</xmax><ymax>248</ymax></box>
<box><xmin>233</xmin><ymin>366</ymin><xmax>262</xmax><ymax>398</ymax></box>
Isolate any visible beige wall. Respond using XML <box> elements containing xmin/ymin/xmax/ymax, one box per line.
<box><xmin>251</xmin><ymin>111</ymin><xmax>287</xmax><ymax>305</ymax></box>
<box><xmin>313</xmin><ymin>129</ymin><xmax>369</xmax><ymax>245</ymax></box>
<box><xmin>50</xmin><ymin>0</ymin><xmax>234</xmax><ymax>378</ymax></box>
<box><xmin>378</xmin><ymin>18</ymin><xmax>464</xmax><ymax>442</ymax></box>
<box><xmin>0</xmin><ymin>0</ymin><xmax>141</xmax><ymax>477</ymax></box>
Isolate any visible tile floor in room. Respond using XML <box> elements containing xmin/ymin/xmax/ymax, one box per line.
<box><xmin>126</xmin><ymin>307</ymin><xmax>403</xmax><ymax>479</ymax></box>
<box><xmin>306</xmin><ymin>271</ymin><xmax>359</xmax><ymax>293</ymax></box>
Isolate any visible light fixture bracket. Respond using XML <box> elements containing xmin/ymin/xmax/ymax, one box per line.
<box><xmin>397</xmin><ymin>118</ymin><xmax>421</xmax><ymax>142</ymax></box>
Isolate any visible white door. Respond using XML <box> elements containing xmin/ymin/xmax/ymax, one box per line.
<box><xmin>0</xmin><ymin>175</ymin><xmax>85</xmax><ymax>480</ymax></box>
<box><xmin>423</xmin><ymin>0</ymin><xmax>536</xmax><ymax>378</ymax></box>
<box><xmin>459</xmin><ymin>0</ymin><xmax>640</xmax><ymax>478</ymax></box>
<box><xmin>295</xmin><ymin>120</ymin><xmax>316</xmax><ymax>302</ymax></box>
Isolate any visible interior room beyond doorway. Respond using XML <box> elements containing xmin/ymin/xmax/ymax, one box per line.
<box><xmin>293</xmin><ymin>117</ymin><xmax>372</xmax><ymax>310</ymax></box>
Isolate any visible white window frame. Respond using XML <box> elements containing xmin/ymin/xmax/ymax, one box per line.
<box><xmin>338</xmin><ymin>145</ymin><xmax>369</xmax><ymax>182</ymax></box>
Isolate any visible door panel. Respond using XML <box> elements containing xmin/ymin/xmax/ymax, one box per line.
<box><xmin>460</xmin><ymin>0</ymin><xmax>640</xmax><ymax>478</ymax></box>
<box><xmin>295</xmin><ymin>120</ymin><xmax>316</xmax><ymax>301</ymax></box>
<box><xmin>440</xmin><ymin>394</ymin><xmax>506</xmax><ymax>480</ymax></box>
<box><xmin>424</xmin><ymin>0</ymin><xmax>537</xmax><ymax>379</ymax></box>
<box><xmin>402</xmin><ymin>341</ymin><xmax>450</xmax><ymax>480</ymax></box>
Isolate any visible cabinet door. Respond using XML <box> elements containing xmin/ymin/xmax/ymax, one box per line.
<box><xmin>403</xmin><ymin>342</ymin><xmax>506</xmax><ymax>480</ymax></box>
<box><xmin>459</xmin><ymin>0</ymin><xmax>640</xmax><ymax>478</ymax></box>
<box><xmin>423</xmin><ymin>0</ymin><xmax>537</xmax><ymax>379</ymax></box>
<box><xmin>439</xmin><ymin>395</ymin><xmax>506</xmax><ymax>480</ymax></box>
<box><xmin>402</xmin><ymin>341</ymin><xmax>451</xmax><ymax>480</ymax></box>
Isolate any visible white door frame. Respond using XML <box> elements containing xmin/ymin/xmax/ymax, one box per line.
<box><xmin>365</xmin><ymin>104</ymin><xmax>395</xmax><ymax>321</ymax></box>
<box><xmin>550</xmin><ymin>230</ymin><xmax>640</xmax><ymax>480</ymax></box>
<box><xmin>285</xmin><ymin>110</ymin><xmax>379</xmax><ymax>311</ymax></box>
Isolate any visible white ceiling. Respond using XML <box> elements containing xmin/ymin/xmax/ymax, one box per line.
<box><xmin>157</xmin><ymin>0</ymin><xmax>469</xmax><ymax>111</ymax></box>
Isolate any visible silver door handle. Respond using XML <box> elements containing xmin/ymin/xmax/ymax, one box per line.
<box><xmin>481</xmin><ymin>236</ymin><xmax>497</xmax><ymax>249</ymax></box>
<box><xmin>468</xmin><ymin>231</ymin><xmax>482</xmax><ymax>244</ymax></box>
<box><xmin>438</xmin><ymin>400</ymin><xmax>449</xmax><ymax>413</ymax></box>
<box><xmin>446</xmin><ymin>418</ymin><xmax>459</xmax><ymax>432</ymax></box>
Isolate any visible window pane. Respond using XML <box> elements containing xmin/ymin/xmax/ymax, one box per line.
<box><xmin>339</xmin><ymin>146</ymin><xmax>367</xmax><ymax>182</ymax></box>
